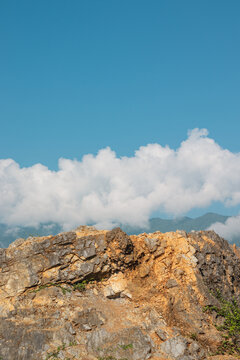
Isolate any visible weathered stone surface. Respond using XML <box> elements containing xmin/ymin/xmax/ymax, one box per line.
<box><xmin>161</xmin><ymin>336</ymin><xmax>188</xmax><ymax>358</ymax></box>
<box><xmin>87</xmin><ymin>327</ymin><xmax>152</xmax><ymax>360</ymax></box>
<box><xmin>191</xmin><ymin>230</ymin><xmax>240</xmax><ymax>301</ymax></box>
<box><xmin>0</xmin><ymin>226</ymin><xmax>239</xmax><ymax>359</ymax></box>
<box><xmin>166</xmin><ymin>278</ymin><xmax>178</xmax><ymax>288</ymax></box>
<box><xmin>144</xmin><ymin>237</ymin><xmax>159</xmax><ymax>252</ymax></box>
<box><xmin>73</xmin><ymin>308</ymin><xmax>105</xmax><ymax>330</ymax></box>
<box><xmin>156</xmin><ymin>329</ymin><xmax>167</xmax><ymax>341</ymax></box>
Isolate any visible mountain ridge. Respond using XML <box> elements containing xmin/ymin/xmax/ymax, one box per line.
<box><xmin>121</xmin><ymin>212</ymin><xmax>229</xmax><ymax>235</ymax></box>
<box><xmin>0</xmin><ymin>212</ymin><xmax>235</xmax><ymax>248</ymax></box>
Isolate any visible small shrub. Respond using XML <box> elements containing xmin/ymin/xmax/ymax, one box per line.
<box><xmin>190</xmin><ymin>333</ymin><xmax>197</xmax><ymax>341</ymax></box>
<box><xmin>73</xmin><ymin>280</ymin><xmax>87</xmax><ymax>291</ymax></box>
<box><xmin>119</xmin><ymin>343</ymin><xmax>133</xmax><ymax>350</ymax></box>
<box><xmin>68</xmin><ymin>340</ymin><xmax>77</xmax><ymax>347</ymax></box>
<box><xmin>45</xmin><ymin>343</ymin><xmax>66</xmax><ymax>359</ymax></box>
<box><xmin>31</xmin><ymin>282</ymin><xmax>71</xmax><ymax>295</ymax></box>
<box><xmin>203</xmin><ymin>290</ymin><xmax>240</xmax><ymax>355</ymax></box>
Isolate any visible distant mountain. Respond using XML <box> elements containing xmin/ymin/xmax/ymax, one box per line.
<box><xmin>0</xmin><ymin>212</ymin><xmax>231</xmax><ymax>248</ymax></box>
<box><xmin>121</xmin><ymin>212</ymin><xmax>229</xmax><ymax>235</ymax></box>
<box><xmin>0</xmin><ymin>223</ymin><xmax>62</xmax><ymax>248</ymax></box>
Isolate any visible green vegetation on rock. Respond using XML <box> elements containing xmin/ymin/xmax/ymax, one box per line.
<box><xmin>204</xmin><ymin>290</ymin><xmax>240</xmax><ymax>355</ymax></box>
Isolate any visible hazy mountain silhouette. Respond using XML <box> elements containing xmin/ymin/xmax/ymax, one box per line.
<box><xmin>0</xmin><ymin>223</ymin><xmax>62</xmax><ymax>248</ymax></box>
<box><xmin>0</xmin><ymin>212</ymin><xmax>231</xmax><ymax>248</ymax></box>
<box><xmin>121</xmin><ymin>212</ymin><xmax>229</xmax><ymax>235</ymax></box>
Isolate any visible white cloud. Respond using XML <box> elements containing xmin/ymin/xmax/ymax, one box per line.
<box><xmin>4</xmin><ymin>226</ymin><xmax>22</xmax><ymax>236</ymax></box>
<box><xmin>208</xmin><ymin>216</ymin><xmax>240</xmax><ymax>242</ymax></box>
<box><xmin>1</xmin><ymin>128</ymin><xmax>240</xmax><ymax>230</ymax></box>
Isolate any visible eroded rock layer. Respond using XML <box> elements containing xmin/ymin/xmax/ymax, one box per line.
<box><xmin>0</xmin><ymin>227</ymin><xmax>240</xmax><ymax>360</ymax></box>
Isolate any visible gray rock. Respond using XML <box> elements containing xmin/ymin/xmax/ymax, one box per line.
<box><xmin>155</xmin><ymin>329</ymin><xmax>167</xmax><ymax>341</ymax></box>
<box><xmin>161</xmin><ymin>336</ymin><xmax>187</xmax><ymax>358</ymax></box>
<box><xmin>166</xmin><ymin>279</ymin><xmax>178</xmax><ymax>288</ymax></box>
<box><xmin>80</xmin><ymin>262</ymin><xmax>95</xmax><ymax>276</ymax></box>
<box><xmin>153</xmin><ymin>247</ymin><xmax>165</xmax><ymax>258</ymax></box>
<box><xmin>144</xmin><ymin>237</ymin><xmax>158</xmax><ymax>252</ymax></box>
<box><xmin>73</xmin><ymin>308</ymin><xmax>105</xmax><ymax>331</ymax></box>
<box><xmin>87</xmin><ymin>327</ymin><xmax>152</xmax><ymax>360</ymax></box>
<box><xmin>68</xmin><ymin>323</ymin><xmax>76</xmax><ymax>335</ymax></box>
<box><xmin>0</xmin><ymin>320</ymin><xmax>48</xmax><ymax>360</ymax></box>
<box><xmin>189</xmin><ymin>341</ymin><xmax>200</xmax><ymax>353</ymax></box>
<box><xmin>104</xmin><ymin>286</ymin><xmax>122</xmax><ymax>299</ymax></box>
<box><xmin>76</xmin><ymin>237</ymin><xmax>96</xmax><ymax>259</ymax></box>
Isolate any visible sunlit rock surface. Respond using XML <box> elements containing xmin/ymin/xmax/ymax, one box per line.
<box><xmin>1</xmin><ymin>226</ymin><xmax>240</xmax><ymax>359</ymax></box>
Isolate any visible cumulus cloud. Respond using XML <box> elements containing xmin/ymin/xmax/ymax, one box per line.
<box><xmin>1</xmin><ymin>128</ymin><xmax>240</xmax><ymax>230</ymax></box>
<box><xmin>208</xmin><ymin>216</ymin><xmax>240</xmax><ymax>242</ymax></box>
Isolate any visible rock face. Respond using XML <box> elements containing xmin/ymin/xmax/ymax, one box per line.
<box><xmin>0</xmin><ymin>227</ymin><xmax>240</xmax><ymax>359</ymax></box>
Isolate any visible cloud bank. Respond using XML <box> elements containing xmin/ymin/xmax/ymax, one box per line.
<box><xmin>1</xmin><ymin>128</ymin><xmax>240</xmax><ymax>230</ymax></box>
<box><xmin>208</xmin><ymin>216</ymin><xmax>240</xmax><ymax>242</ymax></box>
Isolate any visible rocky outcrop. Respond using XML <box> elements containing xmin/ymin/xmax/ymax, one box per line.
<box><xmin>0</xmin><ymin>227</ymin><xmax>240</xmax><ymax>359</ymax></box>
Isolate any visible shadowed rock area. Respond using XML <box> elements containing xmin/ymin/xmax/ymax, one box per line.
<box><xmin>1</xmin><ymin>226</ymin><xmax>240</xmax><ymax>359</ymax></box>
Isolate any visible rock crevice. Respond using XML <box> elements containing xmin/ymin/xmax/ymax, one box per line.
<box><xmin>0</xmin><ymin>226</ymin><xmax>240</xmax><ymax>360</ymax></box>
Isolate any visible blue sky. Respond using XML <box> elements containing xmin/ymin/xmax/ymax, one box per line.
<box><xmin>1</xmin><ymin>1</ymin><xmax>240</xmax><ymax>230</ymax></box>
<box><xmin>1</xmin><ymin>0</ymin><xmax>240</xmax><ymax>167</ymax></box>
